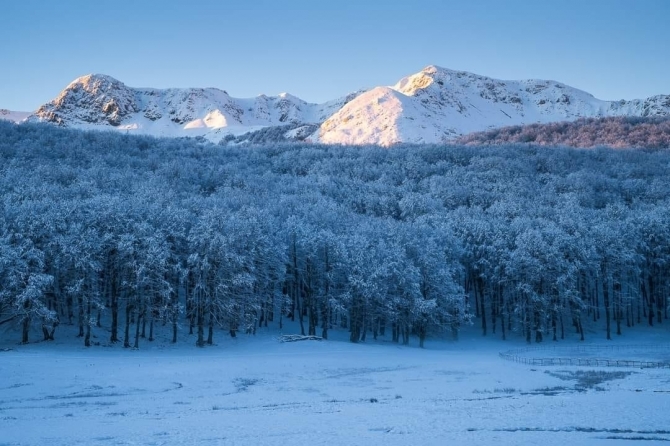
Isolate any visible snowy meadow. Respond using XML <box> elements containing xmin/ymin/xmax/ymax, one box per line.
<box><xmin>2</xmin><ymin>327</ymin><xmax>670</xmax><ymax>445</ymax></box>
<box><xmin>1</xmin><ymin>121</ymin><xmax>669</xmax><ymax>444</ymax></box>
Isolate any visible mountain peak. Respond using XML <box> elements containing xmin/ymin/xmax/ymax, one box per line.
<box><xmin>393</xmin><ymin>66</ymin><xmax>442</xmax><ymax>96</ymax></box>
<box><xmin>65</xmin><ymin>73</ymin><xmax>127</xmax><ymax>94</ymax></box>
<box><xmin>393</xmin><ymin>65</ymin><xmax>484</xmax><ymax>97</ymax></box>
<box><xmin>278</xmin><ymin>92</ymin><xmax>300</xmax><ymax>101</ymax></box>
<box><xmin>71</xmin><ymin>73</ymin><xmax>119</xmax><ymax>83</ymax></box>
<box><xmin>33</xmin><ymin>73</ymin><xmax>137</xmax><ymax>127</ymax></box>
<box><xmin>420</xmin><ymin>64</ymin><xmax>453</xmax><ymax>74</ymax></box>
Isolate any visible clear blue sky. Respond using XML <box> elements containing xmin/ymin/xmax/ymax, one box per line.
<box><xmin>2</xmin><ymin>0</ymin><xmax>669</xmax><ymax>111</ymax></box>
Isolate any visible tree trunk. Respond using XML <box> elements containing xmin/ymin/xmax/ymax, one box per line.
<box><xmin>403</xmin><ymin>326</ymin><xmax>410</xmax><ymax>345</ymax></box>
<box><xmin>603</xmin><ymin>277</ymin><xmax>611</xmax><ymax>340</ymax></box>
<box><xmin>110</xmin><ymin>283</ymin><xmax>118</xmax><ymax>342</ymax></box>
<box><xmin>647</xmin><ymin>274</ymin><xmax>654</xmax><ymax>326</ymax></box>
<box><xmin>349</xmin><ymin>299</ymin><xmax>361</xmax><ymax>343</ymax></box>
<box><xmin>297</xmin><ymin>293</ymin><xmax>306</xmax><ymax>336</ymax></box>
<box><xmin>534</xmin><ymin>309</ymin><xmax>543</xmax><ymax>343</ymax></box>
<box><xmin>22</xmin><ymin>314</ymin><xmax>30</xmax><ymax>344</ymax></box>
<box><xmin>148</xmin><ymin>318</ymin><xmax>154</xmax><ymax>342</ymax></box>
<box><xmin>360</xmin><ymin>312</ymin><xmax>367</xmax><ymax>342</ymax></box>
<box><xmin>478</xmin><ymin>278</ymin><xmax>487</xmax><ymax>336</ymax></box>
<box><xmin>655</xmin><ymin>274</ymin><xmax>663</xmax><ymax>324</ymax></box>
<box><xmin>320</xmin><ymin>299</ymin><xmax>329</xmax><ymax>340</ymax></box>
<box><xmin>501</xmin><ymin>310</ymin><xmax>506</xmax><ymax>341</ymax></box>
<box><xmin>133</xmin><ymin>308</ymin><xmax>143</xmax><ymax>349</ymax></box>
<box><xmin>84</xmin><ymin>299</ymin><xmax>91</xmax><ymax>347</ymax></box>
<box><xmin>124</xmin><ymin>303</ymin><xmax>133</xmax><ymax>348</ymax></box>
<box><xmin>171</xmin><ymin>287</ymin><xmax>179</xmax><ymax>343</ymax></box>
<box><xmin>418</xmin><ymin>325</ymin><xmax>426</xmax><ymax>348</ymax></box>
<box><xmin>196</xmin><ymin>303</ymin><xmax>205</xmax><ymax>347</ymax></box>
<box><xmin>552</xmin><ymin>311</ymin><xmax>557</xmax><ymax>341</ymax></box>
<box><xmin>66</xmin><ymin>296</ymin><xmax>73</xmax><ymax>325</ymax></box>
<box><xmin>615</xmin><ymin>290</ymin><xmax>622</xmax><ymax>336</ymax></box>
<box><xmin>207</xmin><ymin>310</ymin><xmax>214</xmax><ymax>345</ymax></box>
<box><xmin>491</xmin><ymin>287</ymin><xmax>498</xmax><ymax>335</ymax></box>
<box><xmin>77</xmin><ymin>297</ymin><xmax>85</xmax><ymax>337</ymax></box>
<box><xmin>525</xmin><ymin>304</ymin><xmax>531</xmax><ymax>344</ymax></box>
<box><xmin>308</xmin><ymin>303</ymin><xmax>317</xmax><ymax>337</ymax></box>
<box><xmin>141</xmin><ymin>313</ymin><xmax>147</xmax><ymax>338</ymax></box>
<box><xmin>321</xmin><ymin>248</ymin><xmax>330</xmax><ymax>339</ymax></box>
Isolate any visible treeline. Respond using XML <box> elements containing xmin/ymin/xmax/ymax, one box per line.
<box><xmin>0</xmin><ymin>121</ymin><xmax>668</xmax><ymax>348</ymax></box>
<box><xmin>457</xmin><ymin>116</ymin><xmax>670</xmax><ymax>149</ymax></box>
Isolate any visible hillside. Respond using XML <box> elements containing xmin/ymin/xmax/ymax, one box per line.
<box><xmin>456</xmin><ymin>116</ymin><xmax>670</xmax><ymax>148</ymax></box>
<box><xmin>318</xmin><ymin>66</ymin><xmax>670</xmax><ymax>145</ymax></box>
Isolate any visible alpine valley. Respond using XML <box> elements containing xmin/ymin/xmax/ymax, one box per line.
<box><xmin>3</xmin><ymin>66</ymin><xmax>670</xmax><ymax>146</ymax></box>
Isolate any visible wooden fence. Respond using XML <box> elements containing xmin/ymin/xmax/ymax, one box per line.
<box><xmin>499</xmin><ymin>344</ymin><xmax>670</xmax><ymax>368</ymax></box>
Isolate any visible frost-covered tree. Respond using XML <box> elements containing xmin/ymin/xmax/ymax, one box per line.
<box><xmin>0</xmin><ymin>228</ymin><xmax>53</xmax><ymax>343</ymax></box>
<box><xmin>1</xmin><ymin>121</ymin><xmax>670</xmax><ymax>347</ymax></box>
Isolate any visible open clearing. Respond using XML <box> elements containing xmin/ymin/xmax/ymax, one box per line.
<box><xmin>1</xmin><ymin>328</ymin><xmax>669</xmax><ymax>445</ymax></box>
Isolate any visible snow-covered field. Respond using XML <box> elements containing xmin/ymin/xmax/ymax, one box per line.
<box><xmin>2</xmin><ymin>326</ymin><xmax>669</xmax><ymax>446</ymax></box>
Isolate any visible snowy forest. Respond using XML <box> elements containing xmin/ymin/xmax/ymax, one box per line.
<box><xmin>0</xmin><ymin>121</ymin><xmax>668</xmax><ymax>348</ymax></box>
<box><xmin>457</xmin><ymin>116</ymin><xmax>670</xmax><ymax>149</ymax></box>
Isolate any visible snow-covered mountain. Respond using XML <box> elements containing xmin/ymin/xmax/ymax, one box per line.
<box><xmin>318</xmin><ymin>65</ymin><xmax>670</xmax><ymax>145</ymax></box>
<box><xmin>0</xmin><ymin>109</ymin><xmax>31</xmax><ymax>123</ymax></box>
<box><xmin>29</xmin><ymin>74</ymin><xmax>360</xmax><ymax>142</ymax></box>
<box><xmin>17</xmin><ymin>67</ymin><xmax>670</xmax><ymax>145</ymax></box>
